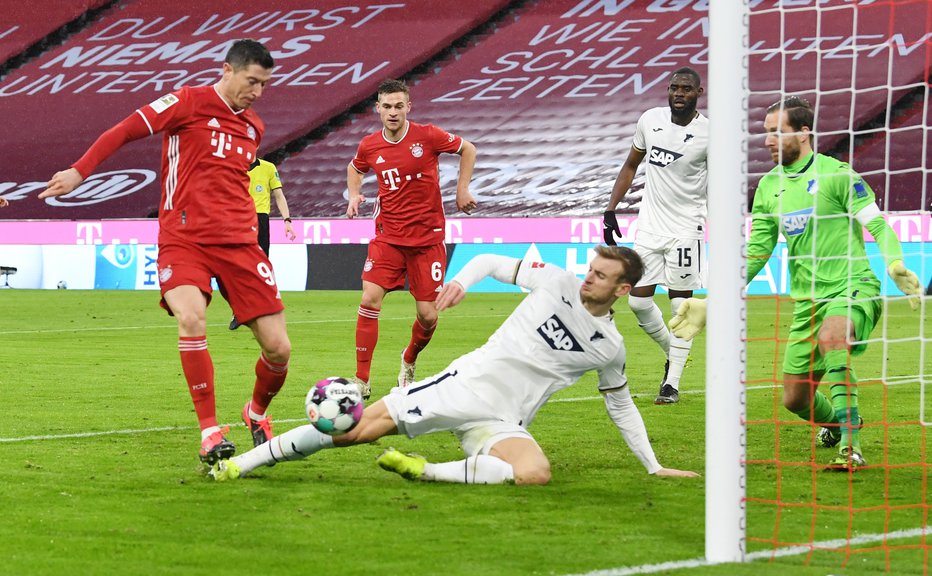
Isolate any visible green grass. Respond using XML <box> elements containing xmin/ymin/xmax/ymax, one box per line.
<box><xmin>1</xmin><ymin>290</ymin><xmax>928</xmax><ymax>575</ymax></box>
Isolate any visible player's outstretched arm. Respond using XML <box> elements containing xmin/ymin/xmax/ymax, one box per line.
<box><xmin>668</xmin><ymin>298</ymin><xmax>707</xmax><ymax>340</ymax></box>
<box><xmin>455</xmin><ymin>140</ymin><xmax>478</xmax><ymax>215</ymax></box>
<box><xmin>603</xmin><ymin>146</ymin><xmax>646</xmax><ymax>245</ymax></box>
<box><xmin>888</xmin><ymin>259</ymin><xmax>921</xmax><ymax>311</ymax></box>
<box><xmin>345</xmin><ymin>163</ymin><xmax>366</xmax><ymax>218</ymax></box>
<box><xmin>435</xmin><ymin>281</ymin><xmax>466</xmax><ymax>311</ymax></box>
<box><xmin>39</xmin><ymin>168</ymin><xmax>84</xmax><ymax>199</ymax></box>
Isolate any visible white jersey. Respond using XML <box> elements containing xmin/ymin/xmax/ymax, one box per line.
<box><xmin>447</xmin><ymin>260</ymin><xmax>627</xmax><ymax>428</ymax></box>
<box><xmin>632</xmin><ymin>106</ymin><xmax>709</xmax><ymax>239</ymax></box>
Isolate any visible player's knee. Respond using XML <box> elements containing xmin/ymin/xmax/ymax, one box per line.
<box><xmin>782</xmin><ymin>390</ymin><xmax>808</xmax><ymax>413</ymax></box>
<box><xmin>628</xmin><ymin>295</ymin><xmax>655</xmax><ymax>313</ymax></box>
<box><xmin>513</xmin><ymin>461</ymin><xmax>551</xmax><ymax>486</ymax></box>
<box><xmin>262</xmin><ymin>335</ymin><xmax>291</xmax><ymax>363</ymax></box>
<box><xmin>174</xmin><ymin>311</ymin><xmax>206</xmax><ymax>334</ymax></box>
<box><xmin>417</xmin><ymin>311</ymin><xmax>438</xmax><ymax>329</ymax></box>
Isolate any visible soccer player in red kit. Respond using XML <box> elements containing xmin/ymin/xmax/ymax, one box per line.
<box><xmin>39</xmin><ymin>40</ymin><xmax>291</xmax><ymax>465</ymax></box>
<box><xmin>346</xmin><ymin>78</ymin><xmax>477</xmax><ymax>399</ymax></box>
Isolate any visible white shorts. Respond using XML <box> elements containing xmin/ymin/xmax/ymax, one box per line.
<box><xmin>381</xmin><ymin>370</ymin><xmax>537</xmax><ymax>458</ymax></box>
<box><xmin>634</xmin><ymin>230</ymin><xmax>706</xmax><ymax>291</ymax></box>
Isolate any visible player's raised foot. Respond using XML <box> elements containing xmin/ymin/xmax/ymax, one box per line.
<box><xmin>242</xmin><ymin>401</ymin><xmax>274</xmax><ymax>447</ymax></box>
<box><xmin>199</xmin><ymin>427</ymin><xmax>236</xmax><ymax>465</ymax></box>
<box><xmin>229</xmin><ymin>315</ymin><xmax>241</xmax><ymax>330</ymax></box>
<box><xmin>209</xmin><ymin>459</ymin><xmax>242</xmax><ymax>482</ymax></box>
<box><xmin>655</xmin><ymin>383</ymin><xmax>679</xmax><ymax>404</ymax></box>
<box><xmin>349</xmin><ymin>376</ymin><xmax>371</xmax><ymax>401</ymax></box>
<box><xmin>398</xmin><ymin>349</ymin><xmax>416</xmax><ymax>388</ymax></box>
<box><xmin>817</xmin><ymin>416</ymin><xmax>863</xmax><ymax>449</ymax></box>
<box><xmin>377</xmin><ymin>447</ymin><xmax>427</xmax><ymax>481</ymax></box>
<box><xmin>826</xmin><ymin>447</ymin><xmax>867</xmax><ymax>472</ymax></box>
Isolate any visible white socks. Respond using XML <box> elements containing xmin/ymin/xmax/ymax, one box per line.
<box><xmin>423</xmin><ymin>455</ymin><xmax>515</xmax><ymax>484</ymax></box>
<box><xmin>233</xmin><ymin>424</ymin><xmax>334</xmax><ymax>475</ymax></box>
<box><xmin>628</xmin><ymin>295</ymin><xmax>671</xmax><ymax>355</ymax></box>
<box><xmin>666</xmin><ymin>298</ymin><xmax>693</xmax><ymax>390</ymax></box>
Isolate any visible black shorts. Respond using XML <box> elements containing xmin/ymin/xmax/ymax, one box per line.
<box><xmin>256</xmin><ymin>212</ymin><xmax>270</xmax><ymax>256</ymax></box>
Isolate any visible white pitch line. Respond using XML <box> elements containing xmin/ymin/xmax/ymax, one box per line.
<box><xmin>0</xmin><ymin>313</ymin><xmax>511</xmax><ymax>336</ymax></box>
<box><xmin>1</xmin><ymin>379</ymin><xmax>921</xmax><ymax>443</ymax></box>
<box><xmin>566</xmin><ymin>526</ymin><xmax>930</xmax><ymax>576</ymax></box>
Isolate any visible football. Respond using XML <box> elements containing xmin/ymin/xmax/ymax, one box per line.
<box><xmin>305</xmin><ymin>377</ymin><xmax>364</xmax><ymax>435</ymax></box>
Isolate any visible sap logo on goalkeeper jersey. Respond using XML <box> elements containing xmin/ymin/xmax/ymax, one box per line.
<box><xmin>536</xmin><ymin>315</ymin><xmax>583</xmax><ymax>352</ymax></box>
<box><xmin>781</xmin><ymin>207</ymin><xmax>814</xmax><ymax>236</ymax></box>
<box><xmin>647</xmin><ymin>146</ymin><xmax>683</xmax><ymax>168</ymax></box>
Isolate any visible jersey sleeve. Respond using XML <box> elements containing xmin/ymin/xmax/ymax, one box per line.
<box><xmin>135</xmin><ymin>88</ymin><xmax>193</xmax><ymax>135</ymax></box>
<box><xmin>269</xmin><ymin>164</ymin><xmax>283</xmax><ymax>190</ymax></box>
<box><xmin>71</xmin><ymin>110</ymin><xmax>152</xmax><ymax>178</ymax></box>
<box><xmin>427</xmin><ymin>124</ymin><xmax>463</xmax><ymax>155</ymax></box>
<box><xmin>836</xmin><ymin>164</ymin><xmax>876</xmax><ymax>215</ymax></box>
<box><xmin>350</xmin><ymin>139</ymin><xmax>370</xmax><ymax>174</ymax></box>
<box><xmin>513</xmin><ymin>260</ymin><xmax>570</xmax><ymax>291</ymax></box>
<box><xmin>631</xmin><ymin>111</ymin><xmax>648</xmax><ymax>152</ymax></box>
<box><xmin>597</xmin><ymin>343</ymin><xmax>627</xmax><ymax>392</ymax></box>
<box><xmin>602</xmin><ymin>386</ymin><xmax>662</xmax><ymax>474</ymax></box>
<box><xmin>746</xmin><ymin>179</ymin><xmax>780</xmax><ymax>282</ymax></box>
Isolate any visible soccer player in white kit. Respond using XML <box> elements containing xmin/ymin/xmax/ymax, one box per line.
<box><xmin>602</xmin><ymin>67</ymin><xmax>708</xmax><ymax>405</ymax></box>
<box><xmin>210</xmin><ymin>246</ymin><xmax>699</xmax><ymax>484</ymax></box>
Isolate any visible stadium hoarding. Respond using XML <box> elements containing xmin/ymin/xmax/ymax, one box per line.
<box><xmin>3</xmin><ymin>213</ymin><xmax>930</xmax><ymax>246</ymax></box>
<box><xmin>0</xmin><ymin>215</ymin><xmax>927</xmax><ymax>295</ymax></box>
<box><xmin>0</xmin><ymin>0</ymin><xmax>510</xmax><ymax>220</ymax></box>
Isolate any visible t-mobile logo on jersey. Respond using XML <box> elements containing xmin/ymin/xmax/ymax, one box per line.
<box><xmin>210</xmin><ymin>131</ymin><xmax>254</xmax><ymax>162</ymax></box>
<box><xmin>380</xmin><ymin>168</ymin><xmax>424</xmax><ymax>190</ymax></box>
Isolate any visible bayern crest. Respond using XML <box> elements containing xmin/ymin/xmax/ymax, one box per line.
<box><xmin>247</xmin><ymin>125</ymin><xmax>256</xmax><ymax>140</ymax></box>
<box><xmin>158</xmin><ymin>266</ymin><xmax>173</xmax><ymax>283</ymax></box>
<box><xmin>410</xmin><ymin>143</ymin><xmax>423</xmax><ymax>158</ymax></box>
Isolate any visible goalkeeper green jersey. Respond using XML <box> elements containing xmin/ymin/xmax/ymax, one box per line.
<box><xmin>748</xmin><ymin>152</ymin><xmax>884</xmax><ymax>301</ymax></box>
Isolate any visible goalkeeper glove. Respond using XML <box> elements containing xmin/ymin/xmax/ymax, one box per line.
<box><xmin>603</xmin><ymin>210</ymin><xmax>621</xmax><ymax>246</ymax></box>
<box><xmin>887</xmin><ymin>259</ymin><xmax>921</xmax><ymax>311</ymax></box>
<box><xmin>668</xmin><ymin>298</ymin><xmax>707</xmax><ymax>341</ymax></box>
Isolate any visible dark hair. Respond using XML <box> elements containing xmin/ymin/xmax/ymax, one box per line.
<box><xmin>377</xmin><ymin>78</ymin><xmax>409</xmax><ymax>100</ymax></box>
<box><xmin>594</xmin><ymin>245</ymin><xmax>644</xmax><ymax>287</ymax></box>
<box><xmin>670</xmin><ymin>66</ymin><xmax>701</xmax><ymax>87</ymax></box>
<box><xmin>225</xmin><ymin>39</ymin><xmax>274</xmax><ymax>70</ymax></box>
<box><xmin>766</xmin><ymin>95</ymin><xmax>814</xmax><ymax>135</ymax></box>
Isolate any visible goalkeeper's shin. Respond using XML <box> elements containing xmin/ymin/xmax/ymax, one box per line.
<box><xmin>668</xmin><ymin>298</ymin><xmax>707</xmax><ymax>341</ymax></box>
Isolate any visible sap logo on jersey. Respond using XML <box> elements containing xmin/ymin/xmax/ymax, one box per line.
<box><xmin>536</xmin><ymin>315</ymin><xmax>583</xmax><ymax>352</ymax></box>
<box><xmin>781</xmin><ymin>207</ymin><xmax>814</xmax><ymax>236</ymax></box>
<box><xmin>647</xmin><ymin>146</ymin><xmax>683</xmax><ymax>167</ymax></box>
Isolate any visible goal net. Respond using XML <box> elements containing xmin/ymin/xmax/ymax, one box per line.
<box><xmin>708</xmin><ymin>0</ymin><xmax>931</xmax><ymax>572</ymax></box>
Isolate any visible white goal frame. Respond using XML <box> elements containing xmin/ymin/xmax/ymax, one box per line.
<box><xmin>706</xmin><ymin>0</ymin><xmax>749</xmax><ymax>564</ymax></box>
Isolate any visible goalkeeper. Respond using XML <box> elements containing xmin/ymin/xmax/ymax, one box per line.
<box><xmin>671</xmin><ymin>96</ymin><xmax>921</xmax><ymax>471</ymax></box>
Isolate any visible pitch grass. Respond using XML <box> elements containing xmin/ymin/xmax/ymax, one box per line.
<box><xmin>1</xmin><ymin>290</ymin><xmax>929</xmax><ymax>575</ymax></box>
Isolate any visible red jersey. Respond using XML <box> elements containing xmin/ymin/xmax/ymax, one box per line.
<box><xmin>351</xmin><ymin>121</ymin><xmax>462</xmax><ymax>246</ymax></box>
<box><xmin>138</xmin><ymin>85</ymin><xmax>263</xmax><ymax>245</ymax></box>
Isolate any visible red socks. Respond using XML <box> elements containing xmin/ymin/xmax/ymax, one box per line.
<box><xmin>252</xmin><ymin>353</ymin><xmax>288</xmax><ymax>415</ymax></box>
<box><xmin>404</xmin><ymin>318</ymin><xmax>437</xmax><ymax>364</ymax></box>
<box><xmin>355</xmin><ymin>305</ymin><xmax>380</xmax><ymax>382</ymax></box>
<box><xmin>178</xmin><ymin>337</ymin><xmax>216</xmax><ymax>430</ymax></box>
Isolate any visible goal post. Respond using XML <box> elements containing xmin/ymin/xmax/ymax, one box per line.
<box><xmin>705</xmin><ymin>0</ymin><xmax>749</xmax><ymax>564</ymax></box>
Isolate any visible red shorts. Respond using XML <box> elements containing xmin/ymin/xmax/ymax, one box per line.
<box><xmin>157</xmin><ymin>241</ymin><xmax>284</xmax><ymax>323</ymax></box>
<box><xmin>361</xmin><ymin>238</ymin><xmax>446</xmax><ymax>301</ymax></box>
